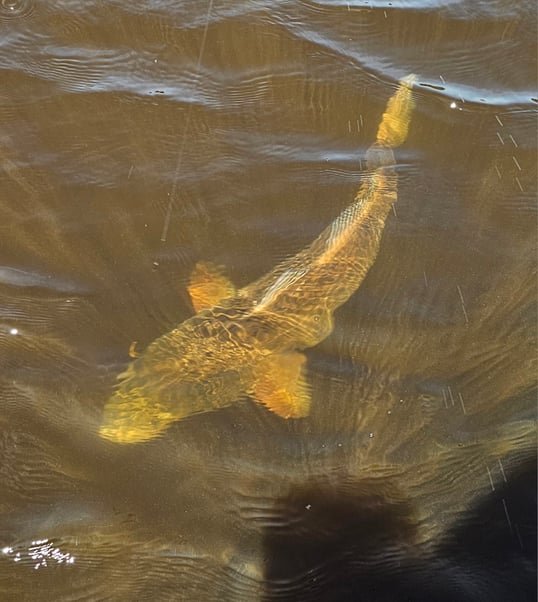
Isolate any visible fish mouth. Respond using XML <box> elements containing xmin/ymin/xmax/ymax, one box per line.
<box><xmin>99</xmin><ymin>390</ymin><xmax>176</xmax><ymax>444</ymax></box>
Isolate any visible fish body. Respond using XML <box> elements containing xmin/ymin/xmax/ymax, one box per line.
<box><xmin>100</xmin><ymin>76</ymin><xmax>416</xmax><ymax>443</ymax></box>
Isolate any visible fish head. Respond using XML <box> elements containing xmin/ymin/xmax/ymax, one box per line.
<box><xmin>98</xmin><ymin>325</ymin><xmax>249</xmax><ymax>444</ymax></box>
<box><xmin>99</xmin><ymin>386</ymin><xmax>180</xmax><ymax>444</ymax></box>
<box><xmin>99</xmin><ymin>363</ymin><xmax>248</xmax><ymax>444</ymax></box>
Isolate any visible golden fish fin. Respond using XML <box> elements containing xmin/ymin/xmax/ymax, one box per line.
<box><xmin>252</xmin><ymin>351</ymin><xmax>311</xmax><ymax>418</ymax></box>
<box><xmin>99</xmin><ymin>389</ymin><xmax>175</xmax><ymax>444</ymax></box>
<box><xmin>376</xmin><ymin>74</ymin><xmax>416</xmax><ymax>148</ymax></box>
<box><xmin>188</xmin><ymin>260</ymin><xmax>237</xmax><ymax>312</ymax></box>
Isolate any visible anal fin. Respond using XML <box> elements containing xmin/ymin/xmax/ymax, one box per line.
<box><xmin>252</xmin><ymin>351</ymin><xmax>311</xmax><ymax>418</ymax></box>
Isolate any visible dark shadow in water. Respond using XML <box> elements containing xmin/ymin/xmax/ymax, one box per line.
<box><xmin>262</xmin><ymin>453</ymin><xmax>537</xmax><ymax>602</ymax></box>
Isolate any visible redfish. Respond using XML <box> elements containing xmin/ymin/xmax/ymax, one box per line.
<box><xmin>100</xmin><ymin>75</ymin><xmax>416</xmax><ymax>443</ymax></box>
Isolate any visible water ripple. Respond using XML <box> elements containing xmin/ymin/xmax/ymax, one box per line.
<box><xmin>0</xmin><ymin>0</ymin><xmax>34</xmax><ymax>20</ymax></box>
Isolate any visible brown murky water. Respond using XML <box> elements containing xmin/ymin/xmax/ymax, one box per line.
<box><xmin>0</xmin><ymin>1</ymin><xmax>536</xmax><ymax>600</ymax></box>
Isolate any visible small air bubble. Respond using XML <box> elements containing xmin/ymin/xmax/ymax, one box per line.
<box><xmin>450</xmin><ymin>101</ymin><xmax>457</xmax><ymax>109</ymax></box>
<box><xmin>9</xmin><ymin>328</ymin><xmax>18</xmax><ymax>335</ymax></box>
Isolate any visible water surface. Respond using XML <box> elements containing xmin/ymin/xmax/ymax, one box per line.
<box><xmin>0</xmin><ymin>0</ymin><xmax>536</xmax><ymax>600</ymax></box>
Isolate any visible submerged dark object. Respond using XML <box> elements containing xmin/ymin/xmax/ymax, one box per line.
<box><xmin>262</xmin><ymin>453</ymin><xmax>537</xmax><ymax>601</ymax></box>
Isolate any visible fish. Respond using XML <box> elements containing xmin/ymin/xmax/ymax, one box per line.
<box><xmin>99</xmin><ymin>75</ymin><xmax>416</xmax><ymax>443</ymax></box>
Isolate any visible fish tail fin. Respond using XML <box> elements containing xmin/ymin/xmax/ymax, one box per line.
<box><xmin>375</xmin><ymin>74</ymin><xmax>416</xmax><ymax>148</ymax></box>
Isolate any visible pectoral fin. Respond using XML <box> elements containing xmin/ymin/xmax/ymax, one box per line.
<box><xmin>252</xmin><ymin>351</ymin><xmax>311</xmax><ymax>418</ymax></box>
<box><xmin>188</xmin><ymin>261</ymin><xmax>237</xmax><ymax>312</ymax></box>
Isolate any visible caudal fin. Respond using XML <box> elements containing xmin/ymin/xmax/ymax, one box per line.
<box><xmin>375</xmin><ymin>74</ymin><xmax>416</xmax><ymax>148</ymax></box>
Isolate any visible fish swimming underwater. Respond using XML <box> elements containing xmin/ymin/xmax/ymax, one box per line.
<box><xmin>99</xmin><ymin>75</ymin><xmax>416</xmax><ymax>443</ymax></box>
